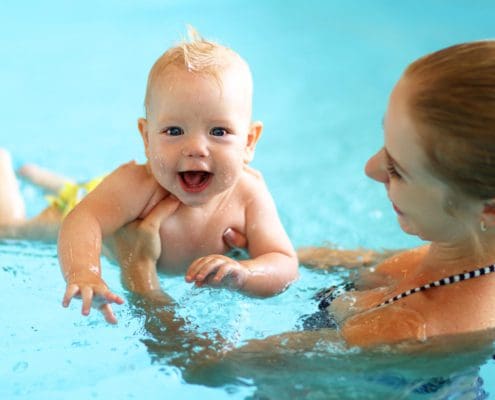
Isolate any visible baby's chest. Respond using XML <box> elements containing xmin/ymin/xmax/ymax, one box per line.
<box><xmin>157</xmin><ymin>210</ymin><xmax>246</xmax><ymax>271</ymax></box>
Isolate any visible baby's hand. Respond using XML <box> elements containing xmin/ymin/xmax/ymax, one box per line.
<box><xmin>185</xmin><ymin>255</ymin><xmax>249</xmax><ymax>290</ymax></box>
<box><xmin>62</xmin><ymin>271</ymin><xmax>124</xmax><ymax>324</ymax></box>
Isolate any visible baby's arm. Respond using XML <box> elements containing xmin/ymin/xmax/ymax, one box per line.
<box><xmin>187</xmin><ymin>181</ymin><xmax>298</xmax><ymax>297</ymax></box>
<box><xmin>59</xmin><ymin>162</ymin><xmax>166</xmax><ymax>323</ymax></box>
<box><xmin>236</xmin><ymin>188</ymin><xmax>299</xmax><ymax>295</ymax></box>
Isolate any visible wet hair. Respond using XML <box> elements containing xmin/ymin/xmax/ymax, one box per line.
<box><xmin>143</xmin><ymin>26</ymin><xmax>252</xmax><ymax>117</ymax></box>
<box><xmin>403</xmin><ymin>41</ymin><xmax>495</xmax><ymax>200</ymax></box>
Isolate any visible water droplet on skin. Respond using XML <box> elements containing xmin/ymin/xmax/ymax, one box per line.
<box><xmin>89</xmin><ymin>265</ymin><xmax>99</xmax><ymax>275</ymax></box>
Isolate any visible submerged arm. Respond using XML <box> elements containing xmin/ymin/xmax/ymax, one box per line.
<box><xmin>297</xmin><ymin>245</ymin><xmax>401</xmax><ymax>270</ymax></box>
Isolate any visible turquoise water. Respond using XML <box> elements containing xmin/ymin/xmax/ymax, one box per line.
<box><xmin>2</xmin><ymin>1</ymin><xmax>495</xmax><ymax>398</ymax></box>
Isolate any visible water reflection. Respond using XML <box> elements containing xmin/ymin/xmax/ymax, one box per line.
<box><xmin>132</xmin><ymin>290</ymin><xmax>495</xmax><ymax>399</ymax></box>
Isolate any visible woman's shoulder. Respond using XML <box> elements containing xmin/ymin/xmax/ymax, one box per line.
<box><xmin>375</xmin><ymin>245</ymin><xmax>429</xmax><ymax>278</ymax></box>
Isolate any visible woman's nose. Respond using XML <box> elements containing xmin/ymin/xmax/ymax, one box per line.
<box><xmin>365</xmin><ymin>148</ymin><xmax>389</xmax><ymax>184</ymax></box>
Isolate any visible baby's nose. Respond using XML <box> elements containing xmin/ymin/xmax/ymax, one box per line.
<box><xmin>182</xmin><ymin>135</ymin><xmax>209</xmax><ymax>158</ymax></box>
<box><xmin>365</xmin><ymin>149</ymin><xmax>389</xmax><ymax>184</ymax></box>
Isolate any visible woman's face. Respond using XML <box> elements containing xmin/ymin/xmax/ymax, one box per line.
<box><xmin>365</xmin><ymin>79</ymin><xmax>481</xmax><ymax>243</ymax></box>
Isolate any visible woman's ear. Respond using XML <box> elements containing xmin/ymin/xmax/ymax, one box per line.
<box><xmin>138</xmin><ymin>118</ymin><xmax>150</xmax><ymax>159</ymax></box>
<box><xmin>481</xmin><ymin>200</ymin><xmax>495</xmax><ymax>228</ymax></box>
<box><xmin>244</xmin><ymin>121</ymin><xmax>263</xmax><ymax>163</ymax></box>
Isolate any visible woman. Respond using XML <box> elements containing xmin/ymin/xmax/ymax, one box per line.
<box><xmin>296</xmin><ymin>40</ymin><xmax>495</xmax><ymax>348</ymax></box>
<box><xmin>348</xmin><ymin>40</ymin><xmax>495</xmax><ymax>346</ymax></box>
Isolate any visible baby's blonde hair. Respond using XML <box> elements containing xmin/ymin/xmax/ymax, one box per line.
<box><xmin>144</xmin><ymin>26</ymin><xmax>251</xmax><ymax>116</ymax></box>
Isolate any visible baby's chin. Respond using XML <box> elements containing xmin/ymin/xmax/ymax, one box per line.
<box><xmin>171</xmin><ymin>191</ymin><xmax>212</xmax><ymax>208</ymax></box>
<box><xmin>166</xmin><ymin>178</ymin><xmax>237</xmax><ymax>208</ymax></box>
<box><xmin>180</xmin><ymin>198</ymin><xmax>209</xmax><ymax>208</ymax></box>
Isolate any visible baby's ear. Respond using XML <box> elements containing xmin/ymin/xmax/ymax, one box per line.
<box><xmin>244</xmin><ymin>121</ymin><xmax>263</xmax><ymax>163</ymax></box>
<box><xmin>138</xmin><ymin>118</ymin><xmax>150</xmax><ymax>158</ymax></box>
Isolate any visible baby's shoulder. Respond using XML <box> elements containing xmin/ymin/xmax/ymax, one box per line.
<box><xmin>112</xmin><ymin>161</ymin><xmax>155</xmax><ymax>185</ymax></box>
<box><xmin>115</xmin><ymin>160</ymin><xmax>147</xmax><ymax>176</ymax></box>
<box><xmin>238</xmin><ymin>165</ymin><xmax>267</xmax><ymax>189</ymax></box>
<box><xmin>237</xmin><ymin>166</ymin><xmax>271</xmax><ymax>199</ymax></box>
<box><xmin>241</xmin><ymin>164</ymin><xmax>264</xmax><ymax>179</ymax></box>
<box><xmin>234</xmin><ymin>166</ymin><xmax>279</xmax><ymax>214</ymax></box>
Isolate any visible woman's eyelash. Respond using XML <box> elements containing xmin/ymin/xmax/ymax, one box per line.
<box><xmin>386</xmin><ymin>159</ymin><xmax>401</xmax><ymax>178</ymax></box>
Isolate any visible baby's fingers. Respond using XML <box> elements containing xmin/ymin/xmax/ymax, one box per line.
<box><xmin>211</xmin><ymin>264</ymin><xmax>247</xmax><ymax>289</ymax></box>
<box><xmin>186</xmin><ymin>257</ymin><xmax>209</xmax><ymax>282</ymax></box>
<box><xmin>62</xmin><ymin>284</ymin><xmax>81</xmax><ymax>308</ymax></box>
<box><xmin>188</xmin><ymin>257</ymin><xmax>222</xmax><ymax>283</ymax></box>
<box><xmin>91</xmin><ymin>290</ymin><xmax>125</xmax><ymax>322</ymax></box>
<box><xmin>100</xmin><ymin>304</ymin><xmax>118</xmax><ymax>325</ymax></box>
<box><xmin>102</xmin><ymin>291</ymin><xmax>124</xmax><ymax>305</ymax></box>
<box><xmin>210</xmin><ymin>263</ymin><xmax>233</xmax><ymax>284</ymax></box>
<box><xmin>81</xmin><ymin>286</ymin><xmax>94</xmax><ymax>316</ymax></box>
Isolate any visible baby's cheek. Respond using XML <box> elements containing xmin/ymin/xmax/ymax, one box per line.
<box><xmin>217</xmin><ymin>169</ymin><xmax>236</xmax><ymax>187</ymax></box>
<box><xmin>149</xmin><ymin>161</ymin><xmax>175</xmax><ymax>189</ymax></box>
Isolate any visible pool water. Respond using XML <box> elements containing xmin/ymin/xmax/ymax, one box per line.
<box><xmin>2</xmin><ymin>1</ymin><xmax>495</xmax><ymax>399</ymax></box>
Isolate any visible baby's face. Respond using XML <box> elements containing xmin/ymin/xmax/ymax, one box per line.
<box><xmin>141</xmin><ymin>65</ymin><xmax>255</xmax><ymax>206</ymax></box>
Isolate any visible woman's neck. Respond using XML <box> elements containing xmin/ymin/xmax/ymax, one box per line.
<box><xmin>422</xmin><ymin>234</ymin><xmax>495</xmax><ymax>276</ymax></box>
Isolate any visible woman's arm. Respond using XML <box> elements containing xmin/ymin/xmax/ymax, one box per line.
<box><xmin>298</xmin><ymin>245</ymin><xmax>400</xmax><ymax>270</ymax></box>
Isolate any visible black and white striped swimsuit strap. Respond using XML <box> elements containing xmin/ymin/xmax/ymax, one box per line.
<box><xmin>377</xmin><ymin>263</ymin><xmax>495</xmax><ymax>308</ymax></box>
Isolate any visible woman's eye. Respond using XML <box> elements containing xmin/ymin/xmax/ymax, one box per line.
<box><xmin>210</xmin><ymin>127</ymin><xmax>228</xmax><ymax>137</ymax></box>
<box><xmin>386</xmin><ymin>160</ymin><xmax>402</xmax><ymax>179</ymax></box>
<box><xmin>164</xmin><ymin>127</ymin><xmax>184</xmax><ymax>136</ymax></box>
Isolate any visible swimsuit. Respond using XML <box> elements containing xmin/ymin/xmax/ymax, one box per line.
<box><xmin>299</xmin><ymin>265</ymin><xmax>495</xmax><ymax>399</ymax></box>
<box><xmin>46</xmin><ymin>176</ymin><xmax>104</xmax><ymax>217</ymax></box>
<box><xmin>376</xmin><ymin>263</ymin><xmax>495</xmax><ymax>308</ymax></box>
<box><xmin>299</xmin><ymin>281</ymin><xmax>355</xmax><ymax>330</ymax></box>
<box><xmin>301</xmin><ymin>263</ymin><xmax>495</xmax><ymax>331</ymax></box>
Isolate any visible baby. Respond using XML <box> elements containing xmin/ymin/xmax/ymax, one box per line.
<box><xmin>59</xmin><ymin>28</ymin><xmax>299</xmax><ymax>323</ymax></box>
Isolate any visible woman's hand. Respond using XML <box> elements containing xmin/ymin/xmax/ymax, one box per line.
<box><xmin>222</xmin><ymin>227</ymin><xmax>248</xmax><ymax>249</ymax></box>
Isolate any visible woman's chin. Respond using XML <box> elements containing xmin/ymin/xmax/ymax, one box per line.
<box><xmin>398</xmin><ymin>220</ymin><xmax>429</xmax><ymax>240</ymax></box>
<box><xmin>398</xmin><ymin>217</ymin><xmax>417</xmax><ymax>237</ymax></box>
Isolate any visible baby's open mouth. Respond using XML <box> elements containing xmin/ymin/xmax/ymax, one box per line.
<box><xmin>178</xmin><ymin>171</ymin><xmax>213</xmax><ymax>193</ymax></box>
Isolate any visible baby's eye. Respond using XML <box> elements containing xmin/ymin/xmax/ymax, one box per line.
<box><xmin>210</xmin><ymin>127</ymin><xmax>229</xmax><ymax>137</ymax></box>
<box><xmin>163</xmin><ymin>127</ymin><xmax>184</xmax><ymax>136</ymax></box>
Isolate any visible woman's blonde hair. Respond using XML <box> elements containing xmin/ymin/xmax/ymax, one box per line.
<box><xmin>404</xmin><ymin>41</ymin><xmax>495</xmax><ymax>200</ymax></box>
